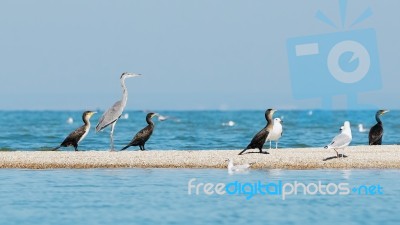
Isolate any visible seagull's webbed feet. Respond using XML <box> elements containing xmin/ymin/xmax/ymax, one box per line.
<box><xmin>323</xmin><ymin>151</ymin><xmax>348</xmax><ymax>161</ymax></box>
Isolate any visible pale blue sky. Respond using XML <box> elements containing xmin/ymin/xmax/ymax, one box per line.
<box><xmin>0</xmin><ymin>0</ymin><xmax>399</xmax><ymax>110</ymax></box>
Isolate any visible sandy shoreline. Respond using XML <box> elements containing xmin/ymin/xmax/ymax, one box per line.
<box><xmin>0</xmin><ymin>145</ymin><xmax>399</xmax><ymax>169</ymax></box>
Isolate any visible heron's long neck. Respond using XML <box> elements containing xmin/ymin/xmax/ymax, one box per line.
<box><xmin>375</xmin><ymin>114</ymin><xmax>382</xmax><ymax>124</ymax></box>
<box><xmin>121</xmin><ymin>77</ymin><xmax>128</xmax><ymax>107</ymax></box>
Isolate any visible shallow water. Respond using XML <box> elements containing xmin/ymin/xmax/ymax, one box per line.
<box><xmin>0</xmin><ymin>169</ymin><xmax>399</xmax><ymax>225</ymax></box>
<box><xmin>0</xmin><ymin>110</ymin><xmax>399</xmax><ymax>151</ymax></box>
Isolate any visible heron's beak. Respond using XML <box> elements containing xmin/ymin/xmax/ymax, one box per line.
<box><xmin>126</xmin><ymin>73</ymin><xmax>142</xmax><ymax>78</ymax></box>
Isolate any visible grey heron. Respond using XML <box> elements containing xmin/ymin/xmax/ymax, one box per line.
<box><xmin>96</xmin><ymin>72</ymin><xmax>141</xmax><ymax>151</ymax></box>
<box><xmin>238</xmin><ymin>109</ymin><xmax>277</xmax><ymax>155</ymax></box>
<box><xmin>53</xmin><ymin>111</ymin><xmax>97</xmax><ymax>151</ymax></box>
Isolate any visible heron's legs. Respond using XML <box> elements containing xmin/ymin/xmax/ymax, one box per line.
<box><xmin>110</xmin><ymin>122</ymin><xmax>116</xmax><ymax>151</ymax></box>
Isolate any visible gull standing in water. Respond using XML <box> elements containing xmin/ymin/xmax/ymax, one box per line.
<box><xmin>96</xmin><ymin>72</ymin><xmax>141</xmax><ymax>151</ymax></box>
<box><xmin>53</xmin><ymin>111</ymin><xmax>97</xmax><ymax>151</ymax></box>
<box><xmin>324</xmin><ymin>121</ymin><xmax>352</xmax><ymax>158</ymax></box>
<box><xmin>267</xmin><ymin>118</ymin><xmax>283</xmax><ymax>149</ymax></box>
<box><xmin>121</xmin><ymin>113</ymin><xmax>157</xmax><ymax>151</ymax></box>
<box><xmin>238</xmin><ymin>109</ymin><xmax>277</xmax><ymax>155</ymax></box>
<box><xmin>369</xmin><ymin>110</ymin><xmax>389</xmax><ymax>145</ymax></box>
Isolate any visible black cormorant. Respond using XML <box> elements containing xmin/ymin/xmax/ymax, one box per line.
<box><xmin>369</xmin><ymin>110</ymin><xmax>389</xmax><ymax>145</ymax></box>
<box><xmin>121</xmin><ymin>113</ymin><xmax>157</xmax><ymax>151</ymax></box>
<box><xmin>52</xmin><ymin>111</ymin><xmax>97</xmax><ymax>151</ymax></box>
<box><xmin>238</xmin><ymin>109</ymin><xmax>277</xmax><ymax>155</ymax></box>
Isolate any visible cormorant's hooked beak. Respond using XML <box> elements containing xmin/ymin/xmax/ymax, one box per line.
<box><xmin>377</xmin><ymin>109</ymin><xmax>389</xmax><ymax>116</ymax></box>
<box><xmin>381</xmin><ymin>110</ymin><xmax>389</xmax><ymax>115</ymax></box>
<box><xmin>89</xmin><ymin>111</ymin><xmax>97</xmax><ymax>117</ymax></box>
<box><xmin>268</xmin><ymin>109</ymin><xmax>277</xmax><ymax>114</ymax></box>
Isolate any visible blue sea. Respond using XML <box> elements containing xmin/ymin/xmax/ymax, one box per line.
<box><xmin>0</xmin><ymin>110</ymin><xmax>400</xmax><ymax>225</ymax></box>
<box><xmin>0</xmin><ymin>110</ymin><xmax>399</xmax><ymax>150</ymax></box>
<box><xmin>0</xmin><ymin>169</ymin><xmax>399</xmax><ymax>225</ymax></box>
